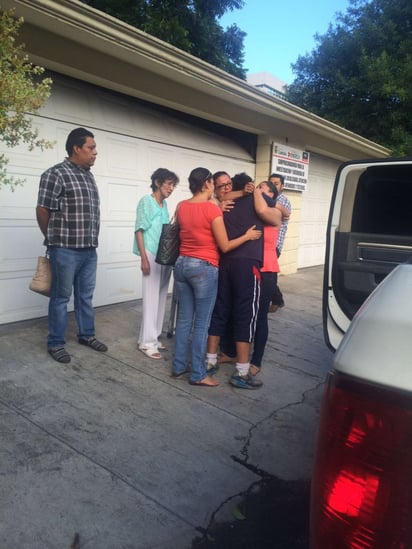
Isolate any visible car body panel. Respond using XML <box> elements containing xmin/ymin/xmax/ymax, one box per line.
<box><xmin>333</xmin><ymin>262</ymin><xmax>412</xmax><ymax>392</ymax></box>
<box><xmin>323</xmin><ymin>157</ymin><xmax>412</xmax><ymax>350</ymax></box>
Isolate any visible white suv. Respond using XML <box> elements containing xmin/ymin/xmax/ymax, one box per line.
<box><xmin>312</xmin><ymin>157</ymin><xmax>412</xmax><ymax>548</ymax></box>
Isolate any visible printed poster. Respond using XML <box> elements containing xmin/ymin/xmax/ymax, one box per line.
<box><xmin>271</xmin><ymin>143</ymin><xmax>310</xmax><ymax>192</ymax></box>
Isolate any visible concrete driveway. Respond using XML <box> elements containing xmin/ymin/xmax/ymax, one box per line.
<box><xmin>0</xmin><ymin>266</ymin><xmax>332</xmax><ymax>548</ymax></box>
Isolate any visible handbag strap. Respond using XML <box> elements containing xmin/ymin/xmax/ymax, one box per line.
<box><xmin>170</xmin><ymin>201</ymin><xmax>182</xmax><ymax>224</ymax></box>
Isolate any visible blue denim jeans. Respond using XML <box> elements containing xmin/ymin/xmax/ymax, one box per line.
<box><xmin>47</xmin><ymin>247</ymin><xmax>97</xmax><ymax>348</ymax></box>
<box><xmin>172</xmin><ymin>256</ymin><xmax>218</xmax><ymax>382</ymax></box>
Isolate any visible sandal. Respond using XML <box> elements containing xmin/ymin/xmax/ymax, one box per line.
<box><xmin>249</xmin><ymin>364</ymin><xmax>261</xmax><ymax>376</ymax></box>
<box><xmin>158</xmin><ymin>342</ymin><xmax>167</xmax><ymax>351</ymax></box>
<box><xmin>78</xmin><ymin>337</ymin><xmax>108</xmax><ymax>352</ymax></box>
<box><xmin>138</xmin><ymin>347</ymin><xmax>162</xmax><ymax>360</ymax></box>
<box><xmin>216</xmin><ymin>352</ymin><xmax>236</xmax><ymax>364</ymax></box>
<box><xmin>247</xmin><ymin>374</ymin><xmax>263</xmax><ymax>388</ymax></box>
<box><xmin>48</xmin><ymin>347</ymin><xmax>71</xmax><ymax>364</ymax></box>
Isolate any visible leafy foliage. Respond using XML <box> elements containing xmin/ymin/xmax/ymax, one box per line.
<box><xmin>81</xmin><ymin>0</ymin><xmax>247</xmax><ymax>78</ymax></box>
<box><xmin>286</xmin><ymin>0</ymin><xmax>412</xmax><ymax>155</ymax></box>
<box><xmin>0</xmin><ymin>9</ymin><xmax>53</xmax><ymax>189</ymax></box>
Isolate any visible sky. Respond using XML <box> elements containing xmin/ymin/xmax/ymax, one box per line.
<box><xmin>220</xmin><ymin>0</ymin><xmax>352</xmax><ymax>84</ymax></box>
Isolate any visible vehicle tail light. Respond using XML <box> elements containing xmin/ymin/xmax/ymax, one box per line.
<box><xmin>310</xmin><ymin>371</ymin><xmax>412</xmax><ymax>549</ymax></box>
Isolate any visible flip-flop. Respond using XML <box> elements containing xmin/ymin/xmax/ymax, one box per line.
<box><xmin>216</xmin><ymin>352</ymin><xmax>236</xmax><ymax>364</ymax></box>
<box><xmin>138</xmin><ymin>347</ymin><xmax>162</xmax><ymax>360</ymax></box>
<box><xmin>158</xmin><ymin>342</ymin><xmax>167</xmax><ymax>350</ymax></box>
<box><xmin>249</xmin><ymin>364</ymin><xmax>261</xmax><ymax>376</ymax></box>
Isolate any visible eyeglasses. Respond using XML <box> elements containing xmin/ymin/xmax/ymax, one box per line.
<box><xmin>215</xmin><ymin>182</ymin><xmax>232</xmax><ymax>190</ymax></box>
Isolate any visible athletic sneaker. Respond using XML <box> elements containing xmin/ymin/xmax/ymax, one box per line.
<box><xmin>230</xmin><ymin>374</ymin><xmax>262</xmax><ymax>389</ymax></box>
<box><xmin>206</xmin><ymin>362</ymin><xmax>219</xmax><ymax>376</ymax></box>
<box><xmin>247</xmin><ymin>374</ymin><xmax>263</xmax><ymax>387</ymax></box>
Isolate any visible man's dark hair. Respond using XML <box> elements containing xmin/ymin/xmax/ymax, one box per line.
<box><xmin>232</xmin><ymin>172</ymin><xmax>253</xmax><ymax>191</ymax></box>
<box><xmin>150</xmin><ymin>168</ymin><xmax>179</xmax><ymax>192</ymax></box>
<box><xmin>66</xmin><ymin>127</ymin><xmax>94</xmax><ymax>156</ymax></box>
<box><xmin>269</xmin><ymin>173</ymin><xmax>285</xmax><ymax>186</ymax></box>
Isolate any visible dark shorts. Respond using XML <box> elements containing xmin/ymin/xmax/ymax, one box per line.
<box><xmin>209</xmin><ymin>257</ymin><xmax>261</xmax><ymax>343</ymax></box>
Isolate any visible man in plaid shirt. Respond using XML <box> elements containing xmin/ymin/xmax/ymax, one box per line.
<box><xmin>36</xmin><ymin>127</ymin><xmax>107</xmax><ymax>363</ymax></box>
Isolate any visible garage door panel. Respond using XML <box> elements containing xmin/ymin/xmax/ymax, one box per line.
<box><xmin>0</xmin><ymin>273</ymin><xmax>48</xmax><ymax>324</ymax></box>
<box><xmin>177</xmin><ymin>150</ymin><xmax>210</xmax><ymax>180</ymax></box>
<box><xmin>0</xmin><ymin>175</ymin><xmax>41</xmax><ymax>220</ymax></box>
<box><xmin>147</xmin><ymin>144</ymin><xmax>178</xmax><ymax>173</ymax></box>
<box><xmin>0</xmin><ymin>74</ymin><xmax>255</xmax><ymax>323</ymax></box>
<box><xmin>105</xmin><ymin>181</ymin><xmax>139</xmax><ymax>219</ymax></box>
<box><xmin>51</xmin><ymin>83</ymin><xmax>96</xmax><ymax>125</ymax></box>
<box><xmin>105</xmin><ymin>138</ymin><xmax>140</xmax><ymax>177</ymax></box>
<box><xmin>0</xmin><ymin>223</ymin><xmax>45</xmax><ymax>270</ymax></box>
<box><xmin>101</xmin><ymin>225</ymin><xmax>136</xmax><ymax>263</ymax></box>
<box><xmin>99</xmin><ymin>95</ymin><xmax>172</xmax><ymax>143</ymax></box>
<box><xmin>100</xmin><ymin>97</ymin><xmax>141</xmax><ymax>135</ymax></box>
<box><xmin>95</xmin><ymin>264</ymin><xmax>139</xmax><ymax>306</ymax></box>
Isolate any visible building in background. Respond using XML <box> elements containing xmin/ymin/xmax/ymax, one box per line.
<box><xmin>247</xmin><ymin>72</ymin><xmax>287</xmax><ymax>100</ymax></box>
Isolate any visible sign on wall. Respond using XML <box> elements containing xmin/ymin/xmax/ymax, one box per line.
<box><xmin>271</xmin><ymin>143</ymin><xmax>310</xmax><ymax>192</ymax></box>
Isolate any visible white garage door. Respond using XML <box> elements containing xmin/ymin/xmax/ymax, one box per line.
<box><xmin>0</xmin><ymin>74</ymin><xmax>255</xmax><ymax>324</ymax></box>
<box><xmin>297</xmin><ymin>153</ymin><xmax>339</xmax><ymax>268</ymax></box>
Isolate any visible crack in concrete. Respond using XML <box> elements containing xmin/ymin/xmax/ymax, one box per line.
<box><xmin>236</xmin><ymin>379</ymin><xmax>325</xmax><ymax>466</ymax></box>
<box><xmin>195</xmin><ymin>379</ymin><xmax>325</xmax><ymax>541</ymax></box>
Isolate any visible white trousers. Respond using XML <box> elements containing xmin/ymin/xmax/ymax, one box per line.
<box><xmin>138</xmin><ymin>250</ymin><xmax>172</xmax><ymax>351</ymax></box>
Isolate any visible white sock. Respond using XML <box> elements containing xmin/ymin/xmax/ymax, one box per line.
<box><xmin>206</xmin><ymin>353</ymin><xmax>217</xmax><ymax>366</ymax></box>
<box><xmin>236</xmin><ymin>362</ymin><xmax>249</xmax><ymax>377</ymax></box>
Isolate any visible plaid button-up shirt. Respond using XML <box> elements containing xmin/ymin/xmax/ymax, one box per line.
<box><xmin>276</xmin><ymin>193</ymin><xmax>291</xmax><ymax>254</ymax></box>
<box><xmin>37</xmin><ymin>159</ymin><xmax>100</xmax><ymax>248</ymax></box>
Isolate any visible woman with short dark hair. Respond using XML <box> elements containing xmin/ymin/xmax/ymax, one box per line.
<box><xmin>134</xmin><ymin>168</ymin><xmax>179</xmax><ymax>359</ymax></box>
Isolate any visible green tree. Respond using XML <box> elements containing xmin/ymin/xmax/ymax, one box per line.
<box><xmin>286</xmin><ymin>0</ymin><xmax>412</xmax><ymax>155</ymax></box>
<box><xmin>0</xmin><ymin>9</ymin><xmax>53</xmax><ymax>189</ymax></box>
<box><xmin>80</xmin><ymin>0</ymin><xmax>247</xmax><ymax>78</ymax></box>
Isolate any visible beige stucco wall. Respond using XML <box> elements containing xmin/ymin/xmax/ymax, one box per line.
<box><xmin>255</xmin><ymin>135</ymin><xmax>302</xmax><ymax>275</ymax></box>
<box><xmin>280</xmin><ymin>192</ymin><xmax>302</xmax><ymax>275</ymax></box>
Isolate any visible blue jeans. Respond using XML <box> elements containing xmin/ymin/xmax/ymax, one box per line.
<box><xmin>47</xmin><ymin>247</ymin><xmax>97</xmax><ymax>348</ymax></box>
<box><xmin>172</xmin><ymin>256</ymin><xmax>218</xmax><ymax>382</ymax></box>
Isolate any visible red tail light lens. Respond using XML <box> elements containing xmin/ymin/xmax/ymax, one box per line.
<box><xmin>310</xmin><ymin>371</ymin><xmax>412</xmax><ymax>549</ymax></box>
